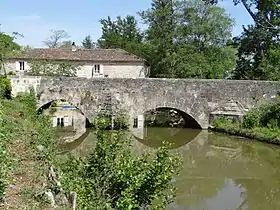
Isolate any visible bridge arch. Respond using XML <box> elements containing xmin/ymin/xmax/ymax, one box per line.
<box><xmin>132</xmin><ymin>100</ymin><xmax>207</xmax><ymax>130</ymax></box>
<box><xmin>143</xmin><ymin>107</ymin><xmax>202</xmax><ymax>129</ymax></box>
<box><xmin>37</xmin><ymin>99</ymin><xmax>92</xmax><ymax>128</ymax></box>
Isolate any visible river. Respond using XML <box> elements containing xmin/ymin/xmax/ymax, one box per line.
<box><xmin>58</xmin><ymin>127</ymin><xmax>280</xmax><ymax>210</ymax></box>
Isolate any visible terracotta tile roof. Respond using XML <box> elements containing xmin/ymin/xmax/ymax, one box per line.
<box><xmin>9</xmin><ymin>48</ymin><xmax>144</xmax><ymax>63</ymax></box>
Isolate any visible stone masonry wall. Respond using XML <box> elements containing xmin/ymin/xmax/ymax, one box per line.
<box><xmin>10</xmin><ymin>76</ymin><xmax>280</xmax><ymax>129</ymax></box>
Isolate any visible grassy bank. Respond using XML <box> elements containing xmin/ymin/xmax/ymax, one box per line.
<box><xmin>212</xmin><ymin>98</ymin><xmax>280</xmax><ymax>145</ymax></box>
<box><xmin>0</xmin><ymin>88</ymin><xmax>182</xmax><ymax>209</ymax></box>
<box><xmin>0</xmin><ymin>91</ymin><xmax>66</xmax><ymax>209</ymax></box>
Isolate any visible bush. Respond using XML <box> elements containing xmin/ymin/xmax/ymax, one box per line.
<box><xmin>212</xmin><ymin>98</ymin><xmax>280</xmax><ymax>144</ymax></box>
<box><xmin>0</xmin><ymin>77</ymin><xmax>11</xmax><ymax>99</ymax></box>
<box><xmin>7</xmin><ymin>71</ymin><xmax>16</xmax><ymax>75</ymax></box>
<box><xmin>113</xmin><ymin>112</ymin><xmax>129</xmax><ymax>130</ymax></box>
<box><xmin>242</xmin><ymin>109</ymin><xmax>261</xmax><ymax>129</ymax></box>
<box><xmin>59</xmin><ymin>113</ymin><xmax>182</xmax><ymax>209</ymax></box>
<box><xmin>242</xmin><ymin>99</ymin><xmax>280</xmax><ymax>129</ymax></box>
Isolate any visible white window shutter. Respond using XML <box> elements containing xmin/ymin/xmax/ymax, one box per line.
<box><xmin>64</xmin><ymin>116</ymin><xmax>69</xmax><ymax>127</ymax></box>
<box><xmin>52</xmin><ymin>117</ymin><xmax>57</xmax><ymax>127</ymax></box>
<box><xmin>15</xmin><ymin>61</ymin><xmax>20</xmax><ymax>71</ymax></box>
<box><xmin>100</xmin><ymin>65</ymin><xmax>104</xmax><ymax>75</ymax></box>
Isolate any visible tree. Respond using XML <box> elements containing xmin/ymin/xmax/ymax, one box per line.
<box><xmin>0</xmin><ymin>32</ymin><xmax>21</xmax><ymax>76</ymax></box>
<box><xmin>59</xmin><ymin>40</ymin><xmax>74</xmax><ymax>49</ymax></box>
<box><xmin>97</xmin><ymin>15</ymin><xmax>149</xmax><ymax>74</ymax></box>
<box><xmin>203</xmin><ymin>0</ymin><xmax>279</xmax><ymax>29</ymax></box>
<box><xmin>139</xmin><ymin>0</ymin><xmax>176</xmax><ymax>77</ymax></box>
<box><xmin>97</xmin><ymin>15</ymin><xmax>143</xmax><ymax>49</ymax></box>
<box><xmin>82</xmin><ymin>35</ymin><xmax>95</xmax><ymax>49</ymax></box>
<box><xmin>171</xmin><ymin>0</ymin><xmax>236</xmax><ymax>78</ymax></box>
<box><xmin>201</xmin><ymin>0</ymin><xmax>279</xmax><ymax>80</ymax></box>
<box><xmin>139</xmin><ymin>0</ymin><xmax>236</xmax><ymax>78</ymax></box>
<box><xmin>228</xmin><ymin>0</ymin><xmax>279</xmax><ymax>80</ymax></box>
<box><xmin>96</xmin><ymin>0</ymin><xmax>236</xmax><ymax>79</ymax></box>
<box><xmin>43</xmin><ymin>29</ymin><xmax>70</xmax><ymax>48</ymax></box>
<box><xmin>176</xmin><ymin>0</ymin><xmax>235</xmax><ymax>48</ymax></box>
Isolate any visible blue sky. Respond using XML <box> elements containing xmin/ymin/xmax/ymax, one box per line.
<box><xmin>0</xmin><ymin>0</ymin><xmax>253</xmax><ymax>47</ymax></box>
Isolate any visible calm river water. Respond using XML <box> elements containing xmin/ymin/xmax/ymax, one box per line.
<box><xmin>59</xmin><ymin>128</ymin><xmax>280</xmax><ymax>210</ymax></box>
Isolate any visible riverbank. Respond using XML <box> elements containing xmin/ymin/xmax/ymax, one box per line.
<box><xmin>0</xmin><ymin>92</ymin><xmax>69</xmax><ymax>209</ymax></box>
<box><xmin>210</xmin><ymin>121</ymin><xmax>280</xmax><ymax>145</ymax></box>
<box><xmin>211</xmin><ymin>98</ymin><xmax>280</xmax><ymax>145</ymax></box>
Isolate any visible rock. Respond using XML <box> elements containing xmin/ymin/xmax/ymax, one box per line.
<box><xmin>44</xmin><ymin>190</ymin><xmax>56</xmax><ymax>207</ymax></box>
<box><xmin>55</xmin><ymin>192</ymin><xmax>69</xmax><ymax>206</ymax></box>
<box><xmin>36</xmin><ymin>145</ymin><xmax>45</xmax><ymax>152</ymax></box>
<box><xmin>69</xmin><ymin>191</ymin><xmax>77</xmax><ymax>210</ymax></box>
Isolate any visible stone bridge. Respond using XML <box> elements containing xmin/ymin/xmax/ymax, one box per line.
<box><xmin>9</xmin><ymin>76</ymin><xmax>279</xmax><ymax>130</ymax></box>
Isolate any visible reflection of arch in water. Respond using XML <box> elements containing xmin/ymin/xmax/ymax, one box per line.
<box><xmin>134</xmin><ymin>127</ymin><xmax>201</xmax><ymax>149</ymax></box>
<box><xmin>144</xmin><ymin>107</ymin><xmax>202</xmax><ymax>129</ymax></box>
<box><xmin>38</xmin><ymin>99</ymin><xmax>92</xmax><ymax>128</ymax></box>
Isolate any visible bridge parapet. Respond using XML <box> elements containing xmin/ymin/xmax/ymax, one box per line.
<box><xmin>8</xmin><ymin>75</ymin><xmax>42</xmax><ymax>97</ymax></box>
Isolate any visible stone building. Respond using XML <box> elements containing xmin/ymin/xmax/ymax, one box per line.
<box><xmin>6</xmin><ymin>46</ymin><xmax>148</xmax><ymax>130</ymax></box>
<box><xmin>5</xmin><ymin>46</ymin><xmax>149</xmax><ymax>78</ymax></box>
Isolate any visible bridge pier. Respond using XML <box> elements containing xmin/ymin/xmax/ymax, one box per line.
<box><xmin>131</xmin><ymin>114</ymin><xmax>146</xmax><ymax>139</ymax></box>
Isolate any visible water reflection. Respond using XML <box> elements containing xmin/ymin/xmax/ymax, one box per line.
<box><xmin>58</xmin><ymin>127</ymin><xmax>280</xmax><ymax>210</ymax></box>
<box><xmin>135</xmin><ymin>127</ymin><xmax>201</xmax><ymax>149</ymax></box>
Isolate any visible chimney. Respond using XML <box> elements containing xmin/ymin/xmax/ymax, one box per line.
<box><xmin>72</xmin><ymin>42</ymin><xmax>77</xmax><ymax>52</ymax></box>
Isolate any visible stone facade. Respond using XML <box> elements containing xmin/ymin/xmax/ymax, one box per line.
<box><xmin>5</xmin><ymin>60</ymin><xmax>148</xmax><ymax>78</ymax></box>
<box><xmin>9</xmin><ymin>76</ymin><xmax>280</xmax><ymax>130</ymax></box>
<box><xmin>4</xmin><ymin>48</ymin><xmax>149</xmax><ymax>78</ymax></box>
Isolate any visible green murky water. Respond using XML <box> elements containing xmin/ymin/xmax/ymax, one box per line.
<box><xmin>59</xmin><ymin>128</ymin><xmax>280</xmax><ymax>210</ymax></box>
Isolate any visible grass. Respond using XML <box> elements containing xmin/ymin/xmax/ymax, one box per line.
<box><xmin>0</xmin><ymin>93</ymin><xmax>65</xmax><ymax>209</ymax></box>
<box><xmin>212</xmin><ymin>119</ymin><xmax>280</xmax><ymax>145</ymax></box>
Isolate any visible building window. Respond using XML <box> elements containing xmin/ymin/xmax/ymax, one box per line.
<box><xmin>133</xmin><ymin>118</ymin><xmax>138</xmax><ymax>128</ymax></box>
<box><xmin>57</xmin><ymin>118</ymin><xmax>61</xmax><ymax>127</ymax></box>
<box><xmin>56</xmin><ymin>117</ymin><xmax>65</xmax><ymax>127</ymax></box>
<box><xmin>19</xmin><ymin>61</ymin><xmax>25</xmax><ymax>70</ymax></box>
<box><xmin>94</xmin><ymin>64</ymin><xmax>100</xmax><ymax>74</ymax></box>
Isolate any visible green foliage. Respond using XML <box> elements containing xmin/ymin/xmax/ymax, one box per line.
<box><xmin>113</xmin><ymin>112</ymin><xmax>129</xmax><ymax>130</ymax></box>
<box><xmin>97</xmin><ymin>16</ymin><xmax>143</xmax><ymax>49</ymax></box>
<box><xmin>93</xmin><ymin>112</ymin><xmax>129</xmax><ymax>130</ymax></box>
<box><xmin>242</xmin><ymin>109</ymin><xmax>262</xmax><ymax>129</ymax></box>
<box><xmin>243</xmin><ymin>99</ymin><xmax>280</xmax><ymax>129</ymax></box>
<box><xmin>27</xmin><ymin>60</ymin><xmax>79</xmax><ymax>77</ymax></box>
<box><xmin>0</xmin><ymin>90</ymin><xmax>58</xmax><ymax>205</ymax></box>
<box><xmin>0</xmin><ymin>32</ymin><xmax>21</xmax><ymax>75</ymax></box>
<box><xmin>59</xmin><ymin>114</ymin><xmax>182</xmax><ymax>209</ymax></box>
<box><xmin>7</xmin><ymin>71</ymin><xmax>16</xmax><ymax>75</ymax></box>
<box><xmin>0</xmin><ymin>77</ymin><xmax>11</xmax><ymax>99</ymax></box>
<box><xmin>222</xmin><ymin>0</ymin><xmax>280</xmax><ymax>80</ymax></box>
<box><xmin>213</xmin><ymin>98</ymin><xmax>280</xmax><ymax>144</ymax></box>
<box><xmin>98</xmin><ymin>0</ymin><xmax>236</xmax><ymax>79</ymax></box>
<box><xmin>94</xmin><ymin>112</ymin><xmax>112</xmax><ymax>130</ymax></box>
<box><xmin>82</xmin><ymin>35</ymin><xmax>95</xmax><ymax>49</ymax></box>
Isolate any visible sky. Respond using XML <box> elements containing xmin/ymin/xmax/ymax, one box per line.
<box><xmin>0</xmin><ymin>0</ymin><xmax>254</xmax><ymax>48</ymax></box>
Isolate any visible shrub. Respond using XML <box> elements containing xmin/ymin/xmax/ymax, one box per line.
<box><xmin>242</xmin><ymin>109</ymin><xmax>261</xmax><ymax>129</ymax></box>
<box><xmin>0</xmin><ymin>76</ymin><xmax>11</xmax><ymax>99</ymax></box>
<box><xmin>59</xmin><ymin>113</ymin><xmax>182</xmax><ymax>209</ymax></box>
<box><xmin>242</xmin><ymin>99</ymin><xmax>280</xmax><ymax>129</ymax></box>
<box><xmin>113</xmin><ymin>112</ymin><xmax>129</xmax><ymax>130</ymax></box>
